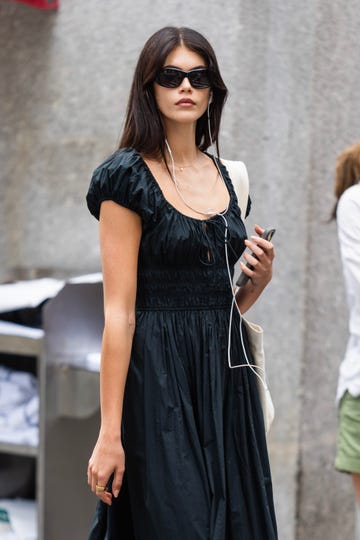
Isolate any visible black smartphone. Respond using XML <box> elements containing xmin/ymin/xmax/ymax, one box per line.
<box><xmin>236</xmin><ymin>228</ymin><xmax>276</xmax><ymax>287</ymax></box>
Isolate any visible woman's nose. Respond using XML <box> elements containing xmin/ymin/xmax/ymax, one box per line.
<box><xmin>180</xmin><ymin>76</ymin><xmax>192</xmax><ymax>90</ymax></box>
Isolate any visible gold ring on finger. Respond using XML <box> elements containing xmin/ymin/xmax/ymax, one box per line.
<box><xmin>96</xmin><ymin>484</ymin><xmax>106</xmax><ymax>492</ymax></box>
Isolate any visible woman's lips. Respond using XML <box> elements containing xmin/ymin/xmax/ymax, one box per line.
<box><xmin>176</xmin><ymin>99</ymin><xmax>195</xmax><ymax>106</ymax></box>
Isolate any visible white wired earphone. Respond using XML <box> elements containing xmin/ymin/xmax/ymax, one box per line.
<box><xmin>164</xmin><ymin>100</ymin><xmax>267</xmax><ymax>390</ymax></box>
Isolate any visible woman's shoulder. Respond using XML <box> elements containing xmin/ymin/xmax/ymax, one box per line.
<box><xmin>337</xmin><ymin>184</ymin><xmax>360</xmax><ymax>235</ymax></box>
<box><xmin>338</xmin><ymin>183</ymin><xmax>360</xmax><ymax>212</ymax></box>
<box><xmin>87</xmin><ymin>147</ymin><xmax>154</xmax><ymax>221</ymax></box>
<box><xmin>341</xmin><ymin>182</ymin><xmax>360</xmax><ymax>199</ymax></box>
<box><xmin>93</xmin><ymin>147</ymin><xmax>143</xmax><ymax>176</ymax></box>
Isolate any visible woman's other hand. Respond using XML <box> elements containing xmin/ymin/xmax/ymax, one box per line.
<box><xmin>87</xmin><ymin>433</ymin><xmax>125</xmax><ymax>506</ymax></box>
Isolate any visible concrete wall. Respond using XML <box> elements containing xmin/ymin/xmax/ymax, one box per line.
<box><xmin>1</xmin><ymin>0</ymin><xmax>360</xmax><ymax>538</ymax></box>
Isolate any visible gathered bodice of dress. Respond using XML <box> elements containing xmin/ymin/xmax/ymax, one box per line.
<box><xmin>86</xmin><ymin>147</ymin><xmax>250</xmax><ymax>311</ymax></box>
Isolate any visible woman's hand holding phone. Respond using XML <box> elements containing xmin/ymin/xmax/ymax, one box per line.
<box><xmin>236</xmin><ymin>225</ymin><xmax>276</xmax><ymax>287</ymax></box>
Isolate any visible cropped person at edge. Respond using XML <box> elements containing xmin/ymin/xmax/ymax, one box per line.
<box><xmin>332</xmin><ymin>141</ymin><xmax>360</xmax><ymax>508</ymax></box>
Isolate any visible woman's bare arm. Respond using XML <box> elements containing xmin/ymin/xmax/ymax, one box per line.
<box><xmin>87</xmin><ymin>200</ymin><xmax>142</xmax><ymax>506</ymax></box>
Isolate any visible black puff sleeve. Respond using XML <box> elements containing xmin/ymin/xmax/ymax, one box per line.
<box><xmin>86</xmin><ymin>148</ymin><xmax>154</xmax><ymax>222</ymax></box>
<box><xmin>245</xmin><ymin>196</ymin><xmax>251</xmax><ymax>218</ymax></box>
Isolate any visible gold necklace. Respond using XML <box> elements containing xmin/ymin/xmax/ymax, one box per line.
<box><xmin>174</xmin><ymin>161</ymin><xmax>200</xmax><ymax>172</ymax></box>
<box><xmin>173</xmin><ymin>152</ymin><xmax>204</xmax><ymax>172</ymax></box>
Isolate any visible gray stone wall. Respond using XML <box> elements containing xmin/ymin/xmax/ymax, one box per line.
<box><xmin>1</xmin><ymin>0</ymin><xmax>360</xmax><ymax>538</ymax></box>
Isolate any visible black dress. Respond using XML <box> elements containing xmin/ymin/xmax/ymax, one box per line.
<box><xmin>86</xmin><ymin>148</ymin><xmax>277</xmax><ymax>540</ymax></box>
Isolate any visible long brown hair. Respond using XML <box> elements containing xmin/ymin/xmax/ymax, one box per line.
<box><xmin>330</xmin><ymin>141</ymin><xmax>360</xmax><ymax>220</ymax></box>
<box><xmin>119</xmin><ymin>27</ymin><xmax>228</xmax><ymax>159</ymax></box>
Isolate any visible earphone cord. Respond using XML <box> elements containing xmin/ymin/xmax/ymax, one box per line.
<box><xmin>165</xmin><ymin>138</ymin><xmax>229</xmax><ymax>218</ymax></box>
<box><xmin>221</xmin><ymin>213</ymin><xmax>268</xmax><ymax>390</ymax></box>
<box><xmin>164</xmin><ymin>135</ymin><xmax>267</xmax><ymax>388</ymax></box>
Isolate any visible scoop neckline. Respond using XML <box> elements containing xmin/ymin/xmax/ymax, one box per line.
<box><xmin>135</xmin><ymin>150</ymin><xmax>234</xmax><ymax>223</ymax></box>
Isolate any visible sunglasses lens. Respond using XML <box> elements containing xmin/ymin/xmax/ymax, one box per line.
<box><xmin>188</xmin><ymin>70</ymin><xmax>211</xmax><ymax>88</ymax></box>
<box><xmin>156</xmin><ymin>68</ymin><xmax>183</xmax><ymax>88</ymax></box>
<box><xmin>156</xmin><ymin>68</ymin><xmax>212</xmax><ymax>89</ymax></box>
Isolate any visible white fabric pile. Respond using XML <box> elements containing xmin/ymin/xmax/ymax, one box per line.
<box><xmin>0</xmin><ymin>367</ymin><xmax>39</xmax><ymax>447</ymax></box>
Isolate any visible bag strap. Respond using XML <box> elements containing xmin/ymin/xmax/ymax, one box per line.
<box><xmin>221</xmin><ymin>159</ymin><xmax>249</xmax><ymax>218</ymax></box>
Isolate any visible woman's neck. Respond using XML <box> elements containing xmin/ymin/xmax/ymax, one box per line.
<box><xmin>163</xmin><ymin>121</ymin><xmax>201</xmax><ymax>165</ymax></box>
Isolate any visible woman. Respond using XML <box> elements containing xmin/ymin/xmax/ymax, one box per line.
<box><xmin>86</xmin><ymin>26</ymin><xmax>277</xmax><ymax>539</ymax></box>
<box><xmin>332</xmin><ymin>142</ymin><xmax>360</xmax><ymax>508</ymax></box>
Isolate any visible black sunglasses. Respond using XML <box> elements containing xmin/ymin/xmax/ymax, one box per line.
<box><xmin>155</xmin><ymin>67</ymin><xmax>212</xmax><ymax>89</ymax></box>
